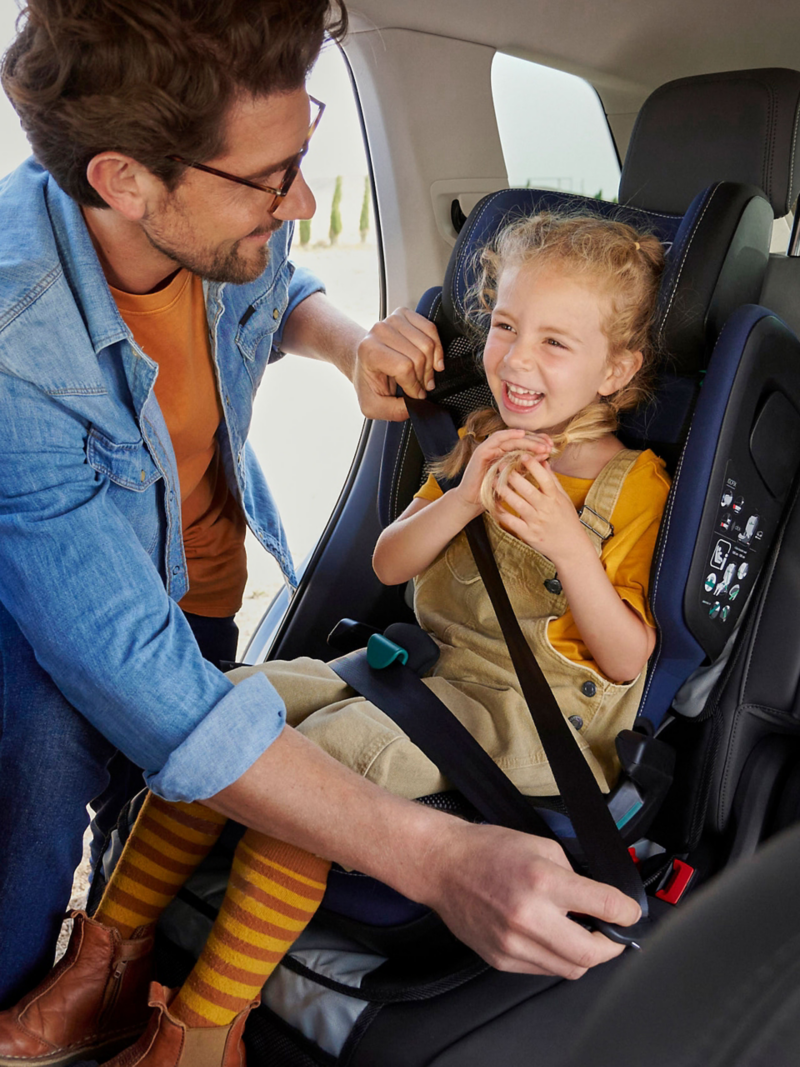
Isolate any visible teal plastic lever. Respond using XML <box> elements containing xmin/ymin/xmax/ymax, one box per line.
<box><xmin>366</xmin><ymin>633</ymin><xmax>409</xmax><ymax>669</ymax></box>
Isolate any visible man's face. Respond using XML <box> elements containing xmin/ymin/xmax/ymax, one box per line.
<box><xmin>141</xmin><ymin>88</ymin><xmax>316</xmax><ymax>285</ymax></box>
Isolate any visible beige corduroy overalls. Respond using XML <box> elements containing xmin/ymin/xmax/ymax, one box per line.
<box><xmin>231</xmin><ymin>449</ymin><xmax>647</xmax><ymax>799</ymax></box>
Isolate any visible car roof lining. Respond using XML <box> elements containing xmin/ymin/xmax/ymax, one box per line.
<box><xmin>348</xmin><ymin>0</ymin><xmax>799</xmax><ymax>106</ymax></box>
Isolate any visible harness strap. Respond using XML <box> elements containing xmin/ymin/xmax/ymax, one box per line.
<box><xmin>404</xmin><ymin>395</ymin><xmax>649</xmax><ymax>915</ymax></box>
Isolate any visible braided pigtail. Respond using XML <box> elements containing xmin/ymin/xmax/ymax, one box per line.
<box><xmin>479</xmin><ymin>400</ymin><xmax>617</xmax><ymax>513</ymax></box>
<box><xmin>429</xmin><ymin>407</ymin><xmax>507</xmax><ymax>481</ymax></box>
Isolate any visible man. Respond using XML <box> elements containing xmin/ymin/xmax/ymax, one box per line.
<box><xmin>0</xmin><ymin>0</ymin><xmax>638</xmax><ymax>1035</ymax></box>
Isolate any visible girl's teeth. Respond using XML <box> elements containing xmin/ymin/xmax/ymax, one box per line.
<box><xmin>506</xmin><ymin>384</ymin><xmax>542</xmax><ymax>407</ymax></box>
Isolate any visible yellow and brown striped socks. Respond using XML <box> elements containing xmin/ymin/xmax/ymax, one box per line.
<box><xmin>171</xmin><ymin>831</ymin><xmax>331</xmax><ymax>1027</ymax></box>
<box><xmin>94</xmin><ymin>793</ymin><xmax>228</xmax><ymax>939</ymax></box>
<box><xmin>94</xmin><ymin>793</ymin><xmax>331</xmax><ymax>1028</ymax></box>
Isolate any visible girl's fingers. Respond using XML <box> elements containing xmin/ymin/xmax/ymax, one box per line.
<box><xmin>520</xmin><ymin>457</ymin><xmax>556</xmax><ymax>491</ymax></box>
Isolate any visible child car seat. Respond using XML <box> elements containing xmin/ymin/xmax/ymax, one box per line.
<box><xmin>149</xmin><ymin>69</ymin><xmax>800</xmax><ymax>1067</ymax></box>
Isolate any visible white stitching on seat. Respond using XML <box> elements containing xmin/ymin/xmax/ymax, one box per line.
<box><xmin>658</xmin><ymin>185</ymin><xmax>720</xmax><ymax>346</ymax></box>
<box><xmin>641</xmin><ymin>311</ymin><xmax>742</xmax><ymax>717</ymax></box>
<box><xmin>789</xmin><ymin>102</ymin><xmax>800</xmax><ymax>209</ymax></box>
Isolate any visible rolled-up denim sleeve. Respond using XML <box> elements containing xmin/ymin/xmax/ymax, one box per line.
<box><xmin>0</xmin><ymin>375</ymin><xmax>286</xmax><ymax>802</ymax></box>
<box><xmin>271</xmin><ymin>262</ymin><xmax>326</xmax><ymax>357</ymax></box>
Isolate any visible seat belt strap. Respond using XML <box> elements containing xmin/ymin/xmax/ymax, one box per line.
<box><xmin>331</xmin><ymin>650</ymin><xmax>557</xmax><ymax>840</ymax></box>
<box><xmin>404</xmin><ymin>395</ymin><xmax>648</xmax><ymax>913</ymax></box>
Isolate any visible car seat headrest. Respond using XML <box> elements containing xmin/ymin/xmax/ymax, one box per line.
<box><xmin>441</xmin><ymin>183</ymin><xmax>772</xmax><ymax>378</ymax></box>
<box><xmin>620</xmin><ymin>68</ymin><xmax>800</xmax><ymax>217</ymax></box>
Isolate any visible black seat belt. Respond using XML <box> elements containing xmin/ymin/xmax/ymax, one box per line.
<box><xmin>333</xmin><ymin>645</ymin><xmax>557</xmax><ymax>840</ymax></box>
<box><xmin>402</xmin><ymin>395</ymin><xmax>648</xmax><ymax>916</ymax></box>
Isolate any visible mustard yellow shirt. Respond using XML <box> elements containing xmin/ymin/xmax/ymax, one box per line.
<box><xmin>414</xmin><ymin>448</ymin><xmax>671</xmax><ymax>675</ymax></box>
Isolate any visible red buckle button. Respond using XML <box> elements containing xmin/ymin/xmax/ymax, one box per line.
<box><xmin>655</xmin><ymin>858</ymin><xmax>695</xmax><ymax>904</ymax></box>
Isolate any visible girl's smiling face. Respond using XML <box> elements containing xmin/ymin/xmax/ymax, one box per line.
<box><xmin>482</xmin><ymin>262</ymin><xmax>642</xmax><ymax>435</ymax></box>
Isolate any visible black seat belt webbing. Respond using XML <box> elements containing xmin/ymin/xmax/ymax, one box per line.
<box><xmin>404</xmin><ymin>395</ymin><xmax>648</xmax><ymax>914</ymax></box>
<box><xmin>332</xmin><ymin>652</ymin><xmax>556</xmax><ymax>839</ymax></box>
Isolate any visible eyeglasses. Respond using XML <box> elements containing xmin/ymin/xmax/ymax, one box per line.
<box><xmin>168</xmin><ymin>96</ymin><xmax>325</xmax><ymax>213</ymax></box>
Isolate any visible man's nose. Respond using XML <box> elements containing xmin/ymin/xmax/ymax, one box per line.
<box><xmin>273</xmin><ymin>169</ymin><xmax>316</xmax><ymax>222</ymax></box>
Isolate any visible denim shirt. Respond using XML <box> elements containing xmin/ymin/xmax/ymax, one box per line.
<box><xmin>0</xmin><ymin>159</ymin><xmax>324</xmax><ymax>801</ymax></box>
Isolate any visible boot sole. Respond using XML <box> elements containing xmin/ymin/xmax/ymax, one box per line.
<box><xmin>0</xmin><ymin>1026</ymin><xmax>145</xmax><ymax>1067</ymax></box>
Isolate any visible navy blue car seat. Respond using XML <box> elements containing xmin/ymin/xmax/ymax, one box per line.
<box><xmin>149</xmin><ymin>69</ymin><xmax>800</xmax><ymax>1067</ymax></box>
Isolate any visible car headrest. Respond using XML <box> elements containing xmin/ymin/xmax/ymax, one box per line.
<box><xmin>619</xmin><ymin>68</ymin><xmax>800</xmax><ymax>217</ymax></box>
<box><xmin>441</xmin><ymin>183</ymin><xmax>772</xmax><ymax>378</ymax></box>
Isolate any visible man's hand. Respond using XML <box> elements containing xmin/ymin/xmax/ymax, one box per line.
<box><xmin>355</xmin><ymin>307</ymin><xmax>444</xmax><ymax>421</ymax></box>
<box><xmin>421</xmin><ymin>820</ymin><xmax>641</xmax><ymax>978</ymax></box>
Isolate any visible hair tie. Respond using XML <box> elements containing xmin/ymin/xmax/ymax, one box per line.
<box><xmin>634</xmin><ymin>241</ymin><xmax>641</xmax><ymax>251</ymax></box>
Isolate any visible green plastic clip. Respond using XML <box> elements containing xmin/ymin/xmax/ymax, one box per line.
<box><xmin>366</xmin><ymin>633</ymin><xmax>409</xmax><ymax>669</ymax></box>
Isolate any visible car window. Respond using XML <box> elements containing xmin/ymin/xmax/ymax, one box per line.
<box><xmin>238</xmin><ymin>42</ymin><xmax>378</xmax><ymax>654</ymax></box>
<box><xmin>492</xmin><ymin>53</ymin><xmax>621</xmax><ymax>202</ymax></box>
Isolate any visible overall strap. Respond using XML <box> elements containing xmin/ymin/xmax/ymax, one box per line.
<box><xmin>579</xmin><ymin>449</ymin><xmax>642</xmax><ymax>555</ymax></box>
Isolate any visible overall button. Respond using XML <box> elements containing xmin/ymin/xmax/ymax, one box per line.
<box><xmin>569</xmin><ymin>715</ymin><xmax>584</xmax><ymax>731</ymax></box>
<box><xmin>272</xmin><ymin>308</ymin><xmax>280</xmax><ymax>320</ymax></box>
<box><xmin>581</xmin><ymin>680</ymin><xmax>597</xmax><ymax>698</ymax></box>
<box><xmin>172</xmin><ymin>565</ymin><xmax>181</xmax><ymax>575</ymax></box>
<box><xmin>543</xmin><ymin>577</ymin><xmax>562</xmax><ymax>595</ymax></box>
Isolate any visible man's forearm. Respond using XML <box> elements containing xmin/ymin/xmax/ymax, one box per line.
<box><xmin>204</xmin><ymin>724</ymin><xmax>443</xmax><ymax>905</ymax></box>
<box><xmin>280</xmin><ymin>291</ymin><xmax>365</xmax><ymax>380</ymax></box>
<box><xmin>204</xmin><ymin>724</ymin><xmax>643</xmax><ymax>978</ymax></box>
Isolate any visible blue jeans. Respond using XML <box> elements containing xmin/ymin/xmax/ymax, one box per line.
<box><xmin>0</xmin><ymin>605</ymin><xmax>238</xmax><ymax>1009</ymax></box>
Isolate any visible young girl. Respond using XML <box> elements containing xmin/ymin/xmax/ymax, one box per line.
<box><xmin>0</xmin><ymin>214</ymin><xmax>669</xmax><ymax>1067</ymax></box>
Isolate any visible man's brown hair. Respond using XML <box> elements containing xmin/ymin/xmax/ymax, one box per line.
<box><xmin>1</xmin><ymin>0</ymin><xmax>348</xmax><ymax>207</ymax></box>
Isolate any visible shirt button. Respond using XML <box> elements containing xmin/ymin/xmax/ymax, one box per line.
<box><xmin>225</xmin><ymin>394</ymin><xmax>231</xmax><ymax>406</ymax></box>
<box><xmin>581</xmin><ymin>680</ymin><xmax>597</xmax><ymax>698</ymax></box>
<box><xmin>569</xmin><ymin>715</ymin><xmax>584</xmax><ymax>730</ymax></box>
<box><xmin>172</xmin><ymin>565</ymin><xmax>181</xmax><ymax>575</ymax></box>
<box><xmin>543</xmin><ymin>577</ymin><xmax>562</xmax><ymax>595</ymax></box>
<box><xmin>272</xmin><ymin>308</ymin><xmax>280</xmax><ymax>320</ymax></box>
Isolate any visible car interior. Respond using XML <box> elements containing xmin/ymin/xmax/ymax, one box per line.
<box><xmin>98</xmin><ymin>3</ymin><xmax>800</xmax><ymax>1065</ymax></box>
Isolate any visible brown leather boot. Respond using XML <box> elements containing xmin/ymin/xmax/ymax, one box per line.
<box><xmin>106</xmin><ymin>983</ymin><xmax>258</xmax><ymax>1067</ymax></box>
<box><xmin>0</xmin><ymin>910</ymin><xmax>154</xmax><ymax>1067</ymax></box>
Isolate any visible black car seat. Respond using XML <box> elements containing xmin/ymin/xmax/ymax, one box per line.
<box><xmin>149</xmin><ymin>69</ymin><xmax>800</xmax><ymax>1067</ymax></box>
<box><xmin>560</xmin><ymin>820</ymin><xmax>800</xmax><ymax>1067</ymax></box>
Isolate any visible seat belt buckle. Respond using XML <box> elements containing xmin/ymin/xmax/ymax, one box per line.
<box><xmin>655</xmin><ymin>858</ymin><xmax>695</xmax><ymax>904</ymax></box>
<box><xmin>366</xmin><ymin>633</ymin><xmax>409</xmax><ymax>670</ymax></box>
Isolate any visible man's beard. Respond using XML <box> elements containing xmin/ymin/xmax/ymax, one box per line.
<box><xmin>142</xmin><ymin>203</ymin><xmax>281</xmax><ymax>285</ymax></box>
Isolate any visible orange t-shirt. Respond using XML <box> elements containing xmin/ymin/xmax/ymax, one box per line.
<box><xmin>112</xmin><ymin>270</ymin><xmax>247</xmax><ymax>617</ymax></box>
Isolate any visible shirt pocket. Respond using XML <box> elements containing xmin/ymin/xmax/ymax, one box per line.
<box><xmin>234</xmin><ymin>274</ymin><xmax>292</xmax><ymax>382</ymax></box>
<box><xmin>86</xmin><ymin>428</ymin><xmax>163</xmax><ymax>554</ymax></box>
<box><xmin>86</xmin><ymin>429</ymin><xmax>162</xmax><ymax>490</ymax></box>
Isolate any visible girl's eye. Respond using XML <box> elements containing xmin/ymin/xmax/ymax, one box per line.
<box><xmin>492</xmin><ymin>321</ymin><xmax>514</xmax><ymax>332</ymax></box>
<box><xmin>545</xmin><ymin>338</ymin><xmax>566</xmax><ymax>349</ymax></box>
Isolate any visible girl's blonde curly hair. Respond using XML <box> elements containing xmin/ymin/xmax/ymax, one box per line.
<box><xmin>432</xmin><ymin>212</ymin><xmax>665</xmax><ymax>502</ymax></box>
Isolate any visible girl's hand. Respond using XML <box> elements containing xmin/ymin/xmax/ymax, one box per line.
<box><xmin>454</xmin><ymin>430</ymin><xmax>553</xmax><ymax>513</ymax></box>
<box><xmin>493</xmin><ymin>455</ymin><xmax>587</xmax><ymax>564</ymax></box>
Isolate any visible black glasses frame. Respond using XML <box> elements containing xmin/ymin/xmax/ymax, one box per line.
<box><xmin>168</xmin><ymin>96</ymin><xmax>325</xmax><ymax>212</ymax></box>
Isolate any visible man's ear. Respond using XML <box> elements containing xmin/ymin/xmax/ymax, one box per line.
<box><xmin>85</xmin><ymin>153</ymin><xmax>161</xmax><ymax>221</ymax></box>
<box><xmin>599</xmin><ymin>349</ymin><xmax>644</xmax><ymax>396</ymax></box>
